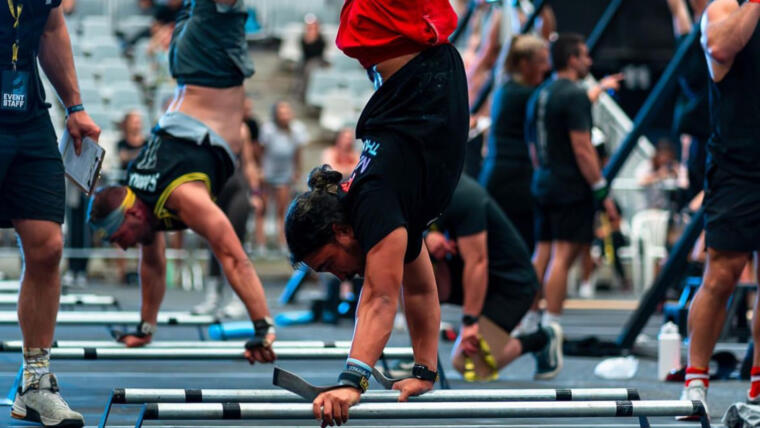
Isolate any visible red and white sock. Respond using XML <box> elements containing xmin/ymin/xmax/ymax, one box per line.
<box><xmin>684</xmin><ymin>366</ymin><xmax>709</xmax><ymax>388</ymax></box>
<box><xmin>748</xmin><ymin>367</ymin><xmax>760</xmax><ymax>400</ymax></box>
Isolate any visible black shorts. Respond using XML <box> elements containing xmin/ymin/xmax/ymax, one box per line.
<box><xmin>0</xmin><ymin>113</ymin><xmax>64</xmax><ymax>228</ymax></box>
<box><xmin>127</xmin><ymin>132</ymin><xmax>235</xmax><ymax>231</ymax></box>
<box><xmin>704</xmin><ymin>161</ymin><xmax>760</xmax><ymax>252</ymax></box>
<box><xmin>536</xmin><ymin>199</ymin><xmax>595</xmax><ymax>244</ymax></box>
<box><xmin>443</xmin><ymin>258</ymin><xmax>537</xmax><ymax>333</ymax></box>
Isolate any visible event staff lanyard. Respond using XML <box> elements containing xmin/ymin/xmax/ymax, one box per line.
<box><xmin>7</xmin><ymin>0</ymin><xmax>22</xmax><ymax>70</ymax></box>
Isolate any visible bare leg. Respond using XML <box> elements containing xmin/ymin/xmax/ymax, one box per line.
<box><xmin>544</xmin><ymin>241</ymin><xmax>585</xmax><ymax>315</ymax></box>
<box><xmin>687</xmin><ymin>248</ymin><xmax>747</xmax><ymax>368</ymax></box>
<box><xmin>274</xmin><ymin>185</ymin><xmax>291</xmax><ymax>247</ymax></box>
<box><xmin>529</xmin><ymin>241</ymin><xmax>552</xmax><ymax>311</ymax></box>
<box><xmin>254</xmin><ymin>186</ymin><xmax>269</xmax><ymax>248</ymax></box>
<box><xmin>14</xmin><ymin>220</ymin><xmax>63</xmax><ymax>348</ymax></box>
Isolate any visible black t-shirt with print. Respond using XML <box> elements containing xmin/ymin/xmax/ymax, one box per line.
<box><xmin>434</xmin><ymin>175</ymin><xmax>537</xmax><ymax>297</ymax></box>
<box><xmin>527</xmin><ymin>77</ymin><xmax>593</xmax><ymax>205</ymax></box>
<box><xmin>339</xmin><ymin>136</ymin><xmax>427</xmax><ymax>264</ymax></box>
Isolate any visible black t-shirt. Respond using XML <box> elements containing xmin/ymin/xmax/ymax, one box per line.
<box><xmin>434</xmin><ymin>175</ymin><xmax>537</xmax><ymax>297</ymax></box>
<box><xmin>527</xmin><ymin>77</ymin><xmax>593</xmax><ymax>205</ymax></box>
<box><xmin>301</xmin><ymin>34</ymin><xmax>325</xmax><ymax>63</ymax></box>
<box><xmin>488</xmin><ymin>79</ymin><xmax>535</xmax><ymax>162</ymax></box>
<box><xmin>339</xmin><ymin>136</ymin><xmax>426</xmax><ymax>263</ymax></box>
<box><xmin>707</xmin><ymin>23</ymin><xmax>760</xmax><ymax>179</ymax></box>
<box><xmin>245</xmin><ymin>117</ymin><xmax>259</xmax><ymax>141</ymax></box>
<box><xmin>0</xmin><ymin>0</ymin><xmax>61</xmax><ymax>125</ymax></box>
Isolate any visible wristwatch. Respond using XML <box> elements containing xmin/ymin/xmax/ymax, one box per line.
<box><xmin>412</xmin><ymin>363</ymin><xmax>438</xmax><ymax>382</ymax></box>
<box><xmin>461</xmin><ymin>314</ymin><xmax>479</xmax><ymax>326</ymax></box>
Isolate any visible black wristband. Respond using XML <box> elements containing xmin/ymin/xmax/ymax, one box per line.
<box><xmin>253</xmin><ymin>316</ymin><xmax>275</xmax><ymax>337</ymax></box>
<box><xmin>412</xmin><ymin>363</ymin><xmax>438</xmax><ymax>382</ymax></box>
<box><xmin>461</xmin><ymin>314</ymin><xmax>479</xmax><ymax>326</ymax></box>
<box><xmin>337</xmin><ymin>370</ymin><xmax>369</xmax><ymax>393</ymax></box>
<box><xmin>66</xmin><ymin>104</ymin><xmax>84</xmax><ymax>116</ymax></box>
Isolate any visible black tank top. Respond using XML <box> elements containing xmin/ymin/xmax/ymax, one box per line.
<box><xmin>707</xmin><ymin>23</ymin><xmax>760</xmax><ymax>178</ymax></box>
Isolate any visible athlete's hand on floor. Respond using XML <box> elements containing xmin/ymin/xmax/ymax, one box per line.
<box><xmin>459</xmin><ymin>324</ymin><xmax>480</xmax><ymax>356</ymax></box>
<box><xmin>118</xmin><ymin>334</ymin><xmax>152</xmax><ymax>348</ymax></box>
<box><xmin>66</xmin><ymin>110</ymin><xmax>101</xmax><ymax>155</ymax></box>
<box><xmin>313</xmin><ymin>386</ymin><xmax>360</xmax><ymax>427</ymax></box>
<box><xmin>392</xmin><ymin>377</ymin><xmax>434</xmax><ymax>402</ymax></box>
<box><xmin>244</xmin><ymin>333</ymin><xmax>276</xmax><ymax>364</ymax></box>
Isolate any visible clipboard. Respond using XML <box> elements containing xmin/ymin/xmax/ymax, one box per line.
<box><xmin>57</xmin><ymin>129</ymin><xmax>105</xmax><ymax>196</ymax></box>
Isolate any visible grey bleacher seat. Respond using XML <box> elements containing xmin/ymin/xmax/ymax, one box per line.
<box><xmin>74</xmin><ymin>61</ymin><xmax>101</xmax><ymax>81</ymax></box>
<box><xmin>88</xmin><ymin>110</ymin><xmax>116</xmax><ymax>132</ymax></box>
<box><xmin>78</xmin><ymin>77</ymin><xmax>98</xmax><ymax>92</ymax></box>
<box><xmin>306</xmin><ymin>69</ymin><xmax>344</xmax><ymax>107</ymax></box>
<box><xmin>346</xmin><ymin>73</ymin><xmax>372</xmax><ymax>97</ymax></box>
<box><xmin>82</xmin><ymin>20</ymin><xmax>114</xmax><ymax>40</ymax></box>
<box><xmin>117</xmin><ymin>15</ymin><xmax>152</xmax><ymax>41</ymax></box>
<box><xmin>107</xmin><ymin>86</ymin><xmax>143</xmax><ymax>108</ymax></box>
<box><xmin>319</xmin><ymin>90</ymin><xmax>359</xmax><ymax>132</ymax></box>
<box><xmin>73</xmin><ymin>0</ymin><xmax>106</xmax><ymax>16</ymax></box>
<box><xmin>330</xmin><ymin>54</ymin><xmax>360</xmax><ymax>71</ymax></box>
<box><xmin>114</xmin><ymin>0</ymin><xmax>147</xmax><ymax>19</ymax></box>
<box><xmin>277</xmin><ymin>23</ymin><xmax>302</xmax><ymax>63</ymax></box>
<box><xmin>80</xmin><ymin>87</ymin><xmax>103</xmax><ymax>107</ymax></box>
<box><xmin>99</xmin><ymin>63</ymin><xmax>133</xmax><ymax>84</ymax></box>
<box><xmin>88</xmin><ymin>43</ymin><xmax>123</xmax><ymax>62</ymax></box>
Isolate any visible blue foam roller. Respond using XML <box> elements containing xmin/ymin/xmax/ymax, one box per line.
<box><xmin>207</xmin><ymin>321</ymin><xmax>254</xmax><ymax>340</ymax></box>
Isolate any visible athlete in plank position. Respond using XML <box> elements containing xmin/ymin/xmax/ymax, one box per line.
<box><xmin>87</xmin><ymin>0</ymin><xmax>275</xmax><ymax>363</ymax></box>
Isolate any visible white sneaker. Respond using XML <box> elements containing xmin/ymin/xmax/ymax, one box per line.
<box><xmin>676</xmin><ymin>380</ymin><xmax>709</xmax><ymax>421</ymax></box>
<box><xmin>11</xmin><ymin>373</ymin><xmax>84</xmax><ymax>427</ymax></box>
<box><xmin>394</xmin><ymin>312</ymin><xmax>407</xmax><ymax>331</ymax></box>
<box><xmin>220</xmin><ymin>297</ymin><xmax>247</xmax><ymax>319</ymax></box>
<box><xmin>192</xmin><ymin>279</ymin><xmax>222</xmax><ymax>315</ymax></box>
<box><xmin>578</xmin><ymin>282</ymin><xmax>595</xmax><ymax>299</ymax></box>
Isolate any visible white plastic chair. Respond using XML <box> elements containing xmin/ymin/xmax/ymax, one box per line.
<box><xmin>629</xmin><ymin>209</ymin><xmax>670</xmax><ymax>294</ymax></box>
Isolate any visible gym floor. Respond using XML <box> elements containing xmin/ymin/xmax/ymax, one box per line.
<box><xmin>0</xmin><ymin>279</ymin><xmax>745</xmax><ymax>427</ymax></box>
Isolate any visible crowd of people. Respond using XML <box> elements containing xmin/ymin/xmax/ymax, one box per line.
<box><xmin>2</xmin><ymin>0</ymin><xmax>760</xmax><ymax>427</ymax></box>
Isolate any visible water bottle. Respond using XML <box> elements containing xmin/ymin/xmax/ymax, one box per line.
<box><xmin>658</xmin><ymin>321</ymin><xmax>681</xmax><ymax>381</ymax></box>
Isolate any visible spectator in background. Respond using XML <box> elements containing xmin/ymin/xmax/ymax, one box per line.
<box><xmin>255</xmin><ymin>101</ymin><xmax>308</xmax><ymax>255</ymax></box>
<box><xmin>635</xmin><ymin>139</ymin><xmax>681</xmax><ymax>210</ymax></box>
<box><xmin>298</xmin><ymin>14</ymin><xmax>328</xmax><ymax>101</ymax></box>
<box><xmin>321</xmin><ymin>128</ymin><xmax>359</xmax><ymax>178</ymax></box>
<box><xmin>479</xmin><ymin>34</ymin><xmax>550</xmax><ymax>254</ymax></box>
<box><xmin>117</xmin><ymin>110</ymin><xmax>147</xmax><ymax>172</ymax></box>
<box><xmin>61</xmin><ymin>0</ymin><xmax>76</xmax><ymax>16</ymax></box>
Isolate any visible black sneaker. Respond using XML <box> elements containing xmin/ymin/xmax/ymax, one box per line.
<box><xmin>533</xmin><ymin>321</ymin><xmax>563</xmax><ymax>380</ymax></box>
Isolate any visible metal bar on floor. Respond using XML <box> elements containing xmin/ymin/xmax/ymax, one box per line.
<box><xmin>23</xmin><ymin>346</ymin><xmax>414</xmax><ymax>360</ymax></box>
<box><xmin>116</xmin><ymin>387</ymin><xmax>641</xmax><ymax>403</ymax></box>
<box><xmin>134</xmin><ymin>400</ymin><xmax>708</xmax><ymax>428</ymax></box>
<box><xmin>0</xmin><ymin>311</ymin><xmax>218</xmax><ymax>326</ymax></box>
<box><xmin>0</xmin><ymin>294</ymin><xmax>118</xmax><ymax>307</ymax></box>
<box><xmin>0</xmin><ymin>340</ymin><xmax>354</xmax><ymax>351</ymax></box>
<box><xmin>99</xmin><ymin>387</ymin><xmax>639</xmax><ymax>428</ymax></box>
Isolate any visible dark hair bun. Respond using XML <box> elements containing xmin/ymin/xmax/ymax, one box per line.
<box><xmin>307</xmin><ymin>165</ymin><xmax>342</xmax><ymax>193</ymax></box>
